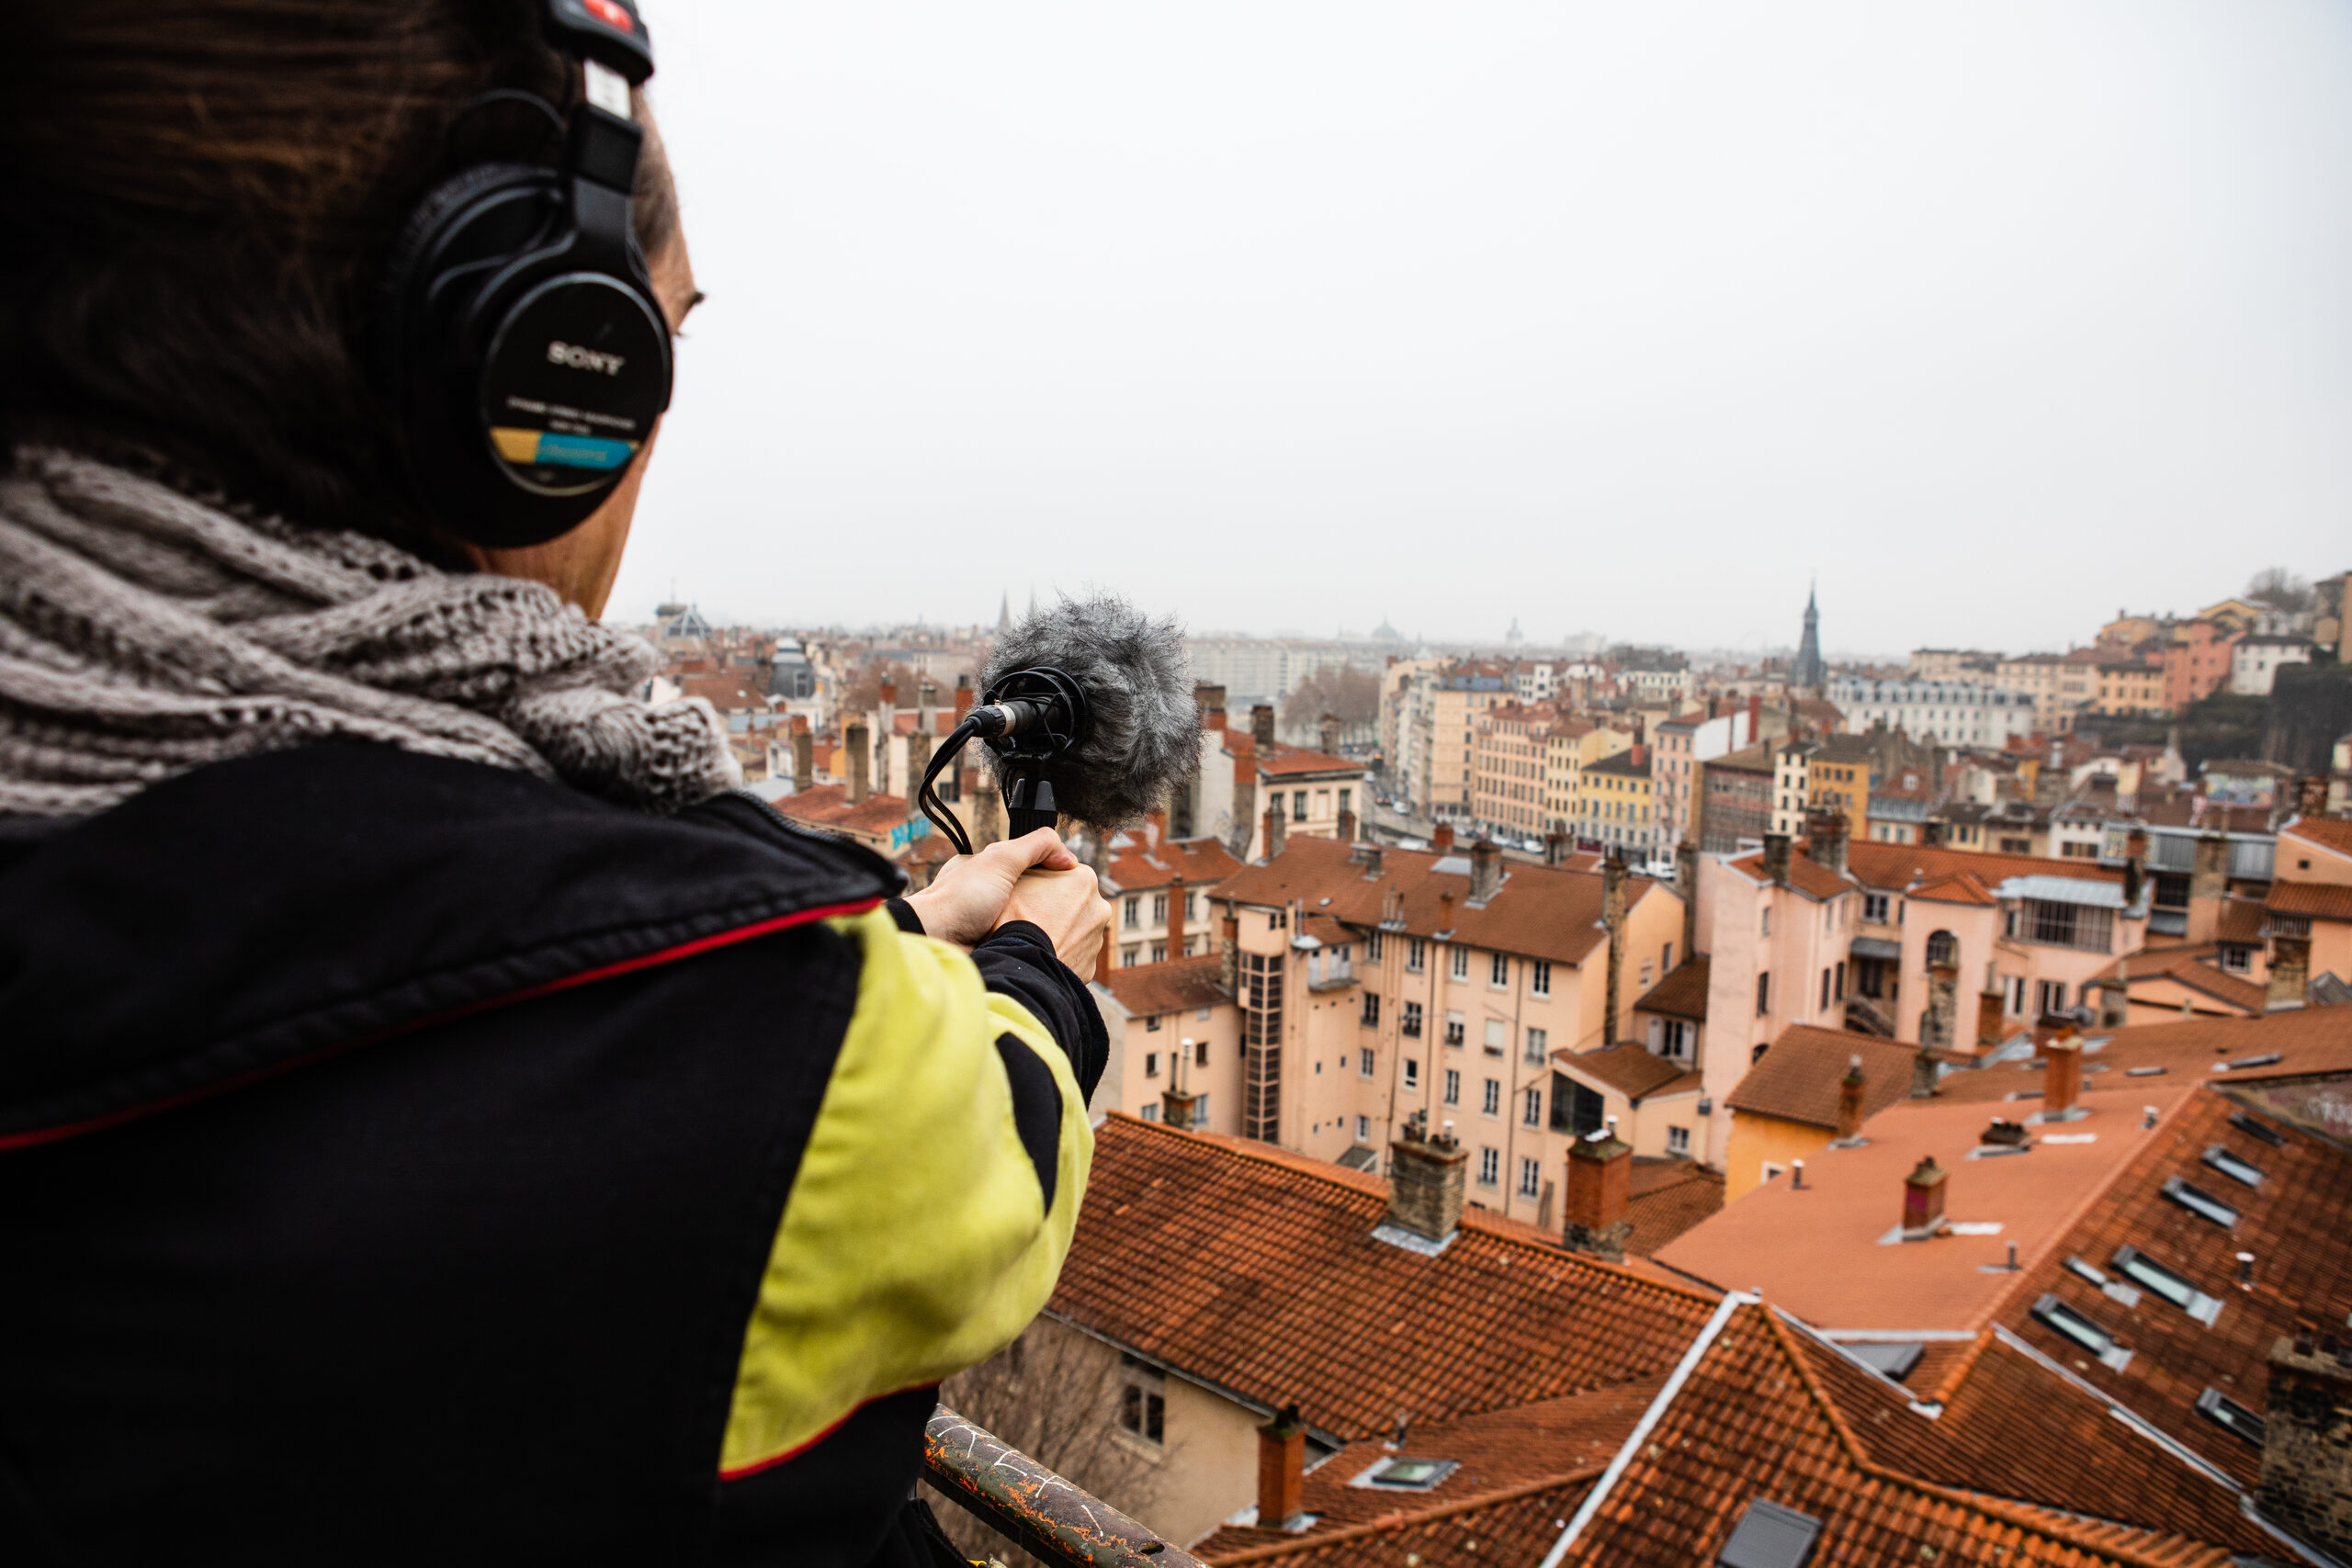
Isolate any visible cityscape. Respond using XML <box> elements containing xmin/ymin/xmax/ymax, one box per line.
<box><xmin>637</xmin><ymin>566</ymin><xmax>2352</xmax><ymax>1567</ymax></box>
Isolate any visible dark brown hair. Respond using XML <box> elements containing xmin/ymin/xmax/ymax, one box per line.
<box><xmin>0</xmin><ymin>1</ymin><xmax>679</xmax><ymax>552</ymax></box>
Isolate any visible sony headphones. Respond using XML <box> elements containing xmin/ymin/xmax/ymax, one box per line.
<box><xmin>378</xmin><ymin>0</ymin><xmax>673</xmax><ymax>549</ymax></box>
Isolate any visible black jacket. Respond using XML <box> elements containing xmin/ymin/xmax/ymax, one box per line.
<box><xmin>0</xmin><ymin>742</ymin><xmax>1105</xmax><ymax>1565</ymax></box>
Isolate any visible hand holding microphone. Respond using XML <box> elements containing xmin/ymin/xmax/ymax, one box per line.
<box><xmin>903</xmin><ymin>827</ymin><xmax>1112</xmax><ymax>973</ymax></box>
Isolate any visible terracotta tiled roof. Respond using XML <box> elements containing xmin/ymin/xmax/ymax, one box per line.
<box><xmin>1566</xmin><ymin>1303</ymin><xmax>2247</xmax><ymax>1567</ymax></box>
<box><xmin>1908</xmin><ymin>869</ymin><xmax>2000</xmax><ymax>907</ymax></box>
<box><xmin>1257</xmin><ymin>743</ymin><xmax>1362</xmax><ymax>779</ymax></box>
<box><xmin>1050</xmin><ymin>1115</ymin><xmax>1719</xmax><ymax>1442</ymax></box>
<box><xmin>1847</xmin><ymin>840</ymin><xmax>2124</xmax><ymax>896</ymax></box>
<box><xmin>1203</xmin><ymin>1473</ymin><xmax>1600</xmax><ymax>1567</ymax></box>
<box><xmin>1996</xmin><ymin>1072</ymin><xmax>2352</xmax><ymax>1488</ymax></box>
<box><xmin>2212</xmin><ymin>897</ymin><xmax>2267</xmax><ymax>944</ymax></box>
<box><xmin>1633</xmin><ymin>955</ymin><xmax>1709</xmax><ymax>1021</ymax></box>
<box><xmin>675</xmin><ymin>672</ymin><xmax>770</xmax><ymax>710</ymax></box>
<box><xmin>1724</xmin><ymin>1026</ymin><xmax>1928</xmax><ymax>1130</ymax></box>
<box><xmin>1193</xmin><ymin>1382</ymin><xmax>1649</xmax><ymax>1562</ymax></box>
<box><xmin>1562</xmin><ymin>1043</ymin><xmax>1694</xmax><ymax>1101</ymax></box>
<box><xmin>1920</xmin><ymin>1006</ymin><xmax>2352</xmax><ymax>1108</ymax></box>
<box><xmin>2120</xmin><ymin>947</ymin><xmax>2267</xmax><ymax>1015</ymax></box>
<box><xmin>1098</xmin><ymin>953</ymin><xmax>1227</xmax><ymax>1018</ymax></box>
<box><xmin>1215</xmin><ymin>836</ymin><xmax>1664</xmax><ymax>969</ymax></box>
<box><xmin>1624</xmin><ymin>1158</ymin><xmax>1724</xmax><ymax>1255</ymax></box>
<box><xmin>2282</xmin><ymin>814</ymin><xmax>2352</xmax><ymax>859</ymax></box>
<box><xmin>1104</xmin><ymin>832</ymin><xmax>1242</xmax><ymax>896</ymax></box>
<box><xmin>767</xmin><ymin>784</ymin><xmax>915</xmax><ymax>839</ymax></box>
<box><xmin>2267</xmin><ymin>878</ymin><xmax>2352</xmax><ymax>923</ymax></box>
<box><xmin>1725</xmin><ymin>850</ymin><xmax>1855</xmax><ymax>902</ymax></box>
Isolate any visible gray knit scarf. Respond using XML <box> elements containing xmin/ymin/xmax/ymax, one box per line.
<box><xmin>0</xmin><ymin>447</ymin><xmax>741</xmax><ymax>818</ymax></box>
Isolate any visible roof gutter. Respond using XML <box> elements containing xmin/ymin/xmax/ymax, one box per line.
<box><xmin>1535</xmin><ymin>1290</ymin><xmax>1758</xmax><ymax>1568</ymax></box>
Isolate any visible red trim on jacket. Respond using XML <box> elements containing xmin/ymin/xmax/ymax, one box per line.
<box><xmin>716</xmin><ymin>1382</ymin><xmax>942</xmax><ymax>1482</ymax></box>
<box><xmin>0</xmin><ymin>898</ymin><xmax>884</xmax><ymax>1154</ymax></box>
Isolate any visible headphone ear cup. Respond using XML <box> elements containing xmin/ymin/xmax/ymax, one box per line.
<box><xmin>377</xmin><ymin>163</ymin><xmax>556</xmax><ymax>398</ymax></box>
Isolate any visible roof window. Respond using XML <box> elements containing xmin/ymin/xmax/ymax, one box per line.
<box><xmin>2220</xmin><ymin>1052</ymin><xmax>2282</xmax><ymax>1071</ymax></box>
<box><xmin>1365</xmin><ymin>1457</ymin><xmax>1456</xmax><ymax>1490</ymax></box>
<box><xmin>2228</xmin><ymin>1111</ymin><xmax>2285</xmax><ymax>1147</ymax></box>
<box><xmin>1842</xmin><ymin>1342</ymin><xmax>1923</xmax><ymax>1382</ymax></box>
<box><xmin>2162</xmin><ymin>1176</ymin><xmax>2239</xmax><ymax>1228</ymax></box>
<box><xmin>1718</xmin><ymin>1497</ymin><xmax>1822</xmax><ymax>1568</ymax></box>
<box><xmin>2030</xmin><ymin>1292</ymin><xmax>2132</xmax><ymax>1369</ymax></box>
<box><xmin>2111</xmin><ymin>1245</ymin><xmax>2224</xmax><ymax>1325</ymax></box>
<box><xmin>2195</xmin><ymin>1387</ymin><xmax>2265</xmax><ymax>1448</ymax></box>
<box><xmin>2063</xmin><ymin>1256</ymin><xmax>2109</xmax><ymax>1288</ymax></box>
<box><xmin>2202</xmin><ymin>1144</ymin><xmax>2264</xmax><ymax>1189</ymax></box>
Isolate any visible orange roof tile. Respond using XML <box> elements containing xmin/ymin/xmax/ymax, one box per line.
<box><xmin>1847</xmin><ymin>840</ymin><xmax>2125</xmax><ymax>896</ymax></box>
<box><xmin>1099</xmin><ymin>953</ymin><xmax>1228</xmax><ymax>1018</ymax></box>
<box><xmin>1050</xmin><ymin>1115</ymin><xmax>1719</xmax><ymax>1442</ymax></box>
<box><xmin>2267</xmin><ymin>878</ymin><xmax>2352</xmax><ymax>923</ymax></box>
<box><xmin>767</xmin><ymin>784</ymin><xmax>917</xmax><ymax>839</ymax></box>
<box><xmin>2282</xmin><ymin>814</ymin><xmax>2352</xmax><ymax>859</ymax></box>
<box><xmin>1257</xmin><ymin>743</ymin><xmax>1362</xmax><ymax>779</ymax></box>
<box><xmin>1724</xmin><ymin>1026</ymin><xmax>1931</xmax><ymax>1131</ymax></box>
<box><xmin>1633</xmin><ymin>955</ymin><xmax>1709</xmax><ymax>1021</ymax></box>
<box><xmin>1908</xmin><ymin>869</ymin><xmax>2000</xmax><ymax>907</ymax></box>
<box><xmin>2120</xmin><ymin>947</ymin><xmax>2267</xmax><ymax>1015</ymax></box>
<box><xmin>1104</xmin><ymin>833</ymin><xmax>1242</xmax><ymax>896</ymax></box>
<box><xmin>1726</xmin><ymin>850</ymin><xmax>1856</xmax><ymax>902</ymax></box>
<box><xmin>1216</xmin><ymin>836</ymin><xmax>1663</xmax><ymax>969</ymax></box>
<box><xmin>1624</xmin><ymin>1158</ymin><xmax>1724</xmax><ymax>1255</ymax></box>
<box><xmin>2212</xmin><ymin>897</ymin><xmax>2267</xmax><ymax>945</ymax></box>
<box><xmin>1562</xmin><ymin>1043</ymin><xmax>1697</xmax><ymax>1101</ymax></box>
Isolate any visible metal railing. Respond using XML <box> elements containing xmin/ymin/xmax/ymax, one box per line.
<box><xmin>922</xmin><ymin>1404</ymin><xmax>1208</xmax><ymax>1568</ymax></box>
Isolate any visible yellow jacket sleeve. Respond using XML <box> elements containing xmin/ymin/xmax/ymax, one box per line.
<box><xmin>718</xmin><ymin>907</ymin><xmax>1092</xmax><ymax>1475</ymax></box>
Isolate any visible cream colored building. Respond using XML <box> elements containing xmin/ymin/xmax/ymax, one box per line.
<box><xmin>1412</xmin><ymin>663</ymin><xmax>1513</xmax><ymax>821</ymax></box>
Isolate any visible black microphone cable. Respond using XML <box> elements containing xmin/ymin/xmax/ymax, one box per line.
<box><xmin>918</xmin><ymin>715</ymin><xmax>982</xmax><ymax>859</ymax></box>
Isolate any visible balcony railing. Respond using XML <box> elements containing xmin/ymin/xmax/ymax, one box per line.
<box><xmin>923</xmin><ymin>1404</ymin><xmax>1207</xmax><ymax>1568</ymax></box>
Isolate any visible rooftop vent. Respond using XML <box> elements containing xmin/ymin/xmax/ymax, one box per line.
<box><xmin>1718</xmin><ymin>1497</ymin><xmax>1822</xmax><ymax>1568</ymax></box>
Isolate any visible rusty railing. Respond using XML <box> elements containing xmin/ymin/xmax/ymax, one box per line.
<box><xmin>922</xmin><ymin>1404</ymin><xmax>1207</xmax><ymax>1568</ymax></box>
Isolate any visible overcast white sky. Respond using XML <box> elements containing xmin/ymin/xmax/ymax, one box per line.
<box><xmin>616</xmin><ymin>1</ymin><xmax>2352</xmax><ymax>657</ymax></box>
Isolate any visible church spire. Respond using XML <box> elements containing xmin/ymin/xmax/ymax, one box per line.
<box><xmin>1792</xmin><ymin>580</ymin><xmax>1826</xmax><ymax>694</ymax></box>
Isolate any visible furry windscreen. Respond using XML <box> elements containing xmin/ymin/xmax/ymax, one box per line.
<box><xmin>980</xmin><ymin>592</ymin><xmax>1194</xmax><ymax>829</ymax></box>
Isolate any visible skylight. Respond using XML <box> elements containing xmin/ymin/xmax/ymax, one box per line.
<box><xmin>1718</xmin><ymin>1497</ymin><xmax>1822</xmax><ymax>1568</ymax></box>
<box><xmin>2228</xmin><ymin>1111</ymin><xmax>2285</xmax><ymax>1147</ymax></box>
<box><xmin>2062</xmin><ymin>1256</ymin><xmax>2109</xmax><ymax>1288</ymax></box>
<box><xmin>2195</xmin><ymin>1387</ymin><xmax>2265</xmax><ymax>1448</ymax></box>
<box><xmin>2030</xmin><ymin>1292</ymin><xmax>2119</xmax><ymax>1361</ymax></box>
<box><xmin>2111</xmin><ymin>1245</ymin><xmax>2224</xmax><ymax>1326</ymax></box>
<box><xmin>2162</xmin><ymin>1176</ymin><xmax>2239</xmax><ymax>1228</ymax></box>
<box><xmin>1365</xmin><ymin>1457</ymin><xmax>1456</xmax><ymax>1490</ymax></box>
<box><xmin>1843</xmin><ymin>1342</ymin><xmax>1923</xmax><ymax>1382</ymax></box>
<box><xmin>2202</xmin><ymin>1144</ymin><xmax>2264</xmax><ymax>1189</ymax></box>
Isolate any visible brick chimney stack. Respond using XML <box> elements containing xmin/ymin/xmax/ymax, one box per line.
<box><xmin>1909</xmin><ymin>1045</ymin><xmax>1939</xmax><ymax>1099</ymax></box>
<box><xmin>2122</xmin><ymin>827</ymin><xmax>2147</xmax><ymax>909</ymax></box>
<box><xmin>1919</xmin><ymin>959</ymin><xmax>1959</xmax><ymax>1051</ymax></box>
<box><xmin>2256</xmin><ymin>1335</ymin><xmax>2352</xmax><ymax>1559</ymax></box>
<box><xmin>2038</xmin><ymin>1014</ymin><xmax>2085</xmax><ymax>1120</ymax></box>
<box><xmin>1319</xmin><ymin>714</ymin><xmax>1341</xmax><ymax>756</ymax></box>
<box><xmin>954</xmin><ymin>672</ymin><xmax>973</xmax><ymax>720</ymax></box>
<box><xmin>1167</xmin><ymin>874</ymin><xmax>1187</xmax><ymax>961</ymax></box>
<box><xmin>1197</xmin><ymin>683</ymin><xmax>1227</xmax><ymax>732</ymax></box>
<box><xmin>1256</xmin><ymin>1405</ymin><xmax>1308</xmax><ymax>1531</ymax></box>
<box><xmin>1747</xmin><ymin>692</ymin><xmax>1761</xmax><ymax>745</ymax></box>
<box><xmin>1432</xmin><ymin>824</ymin><xmax>1454</xmax><ymax>852</ymax></box>
<box><xmin>877</xmin><ymin>682</ymin><xmax>897</xmax><ymax>715</ymax></box>
<box><xmin>1901</xmin><ymin>1155</ymin><xmax>1948</xmax><ymax>1241</ymax></box>
<box><xmin>2188</xmin><ymin>832</ymin><xmax>2230</xmax><ymax>944</ymax></box>
<box><xmin>1382</xmin><ymin>1111</ymin><xmax>1465</xmax><ymax>1245</ymax></box>
<box><xmin>845</xmin><ymin>722</ymin><xmax>870</xmax><ymax>806</ymax></box>
<box><xmin>2268</xmin><ymin>932</ymin><xmax>2312</xmax><ymax>1011</ymax></box>
<box><xmin>1976</xmin><ymin>962</ymin><xmax>2006</xmax><ymax>1049</ymax></box>
<box><xmin>1227</xmin><ymin>733</ymin><xmax>1258</xmax><ymax>861</ymax></box>
<box><xmin>1262</xmin><ymin>805</ymin><xmax>1285</xmax><ymax>862</ymax></box>
<box><xmin>1219</xmin><ymin>913</ymin><xmax>1239</xmax><ymax>998</ymax></box>
<box><xmin>1161</xmin><ymin>1079</ymin><xmax>1198</xmax><ymax>1133</ymax></box>
<box><xmin>1469</xmin><ymin>839</ymin><xmax>1502</xmax><ymax>903</ymax></box>
<box><xmin>1563</xmin><ymin>1117</ymin><xmax>1634</xmax><ymax>1261</ymax></box>
<box><xmin>1834</xmin><ymin>1055</ymin><xmax>1866</xmax><ymax>1142</ymax></box>
<box><xmin>791</xmin><ymin>716</ymin><xmax>814</xmax><ymax>794</ymax></box>
<box><xmin>1602</xmin><ymin>848</ymin><xmax>1629</xmax><ymax>1046</ymax></box>
<box><xmin>1251</xmin><ymin>703</ymin><xmax>1276</xmax><ymax>751</ymax></box>
<box><xmin>1808</xmin><ymin>808</ymin><xmax>1849</xmax><ymax>877</ymax></box>
<box><xmin>1360</xmin><ymin>842</ymin><xmax>1385</xmax><ymax>879</ymax></box>
<box><xmin>1762</xmin><ymin>832</ymin><xmax>1792</xmax><ymax>887</ymax></box>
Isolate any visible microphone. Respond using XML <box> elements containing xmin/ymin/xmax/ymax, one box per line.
<box><xmin>920</xmin><ymin>592</ymin><xmax>1194</xmax><ymax>854</ymax></box>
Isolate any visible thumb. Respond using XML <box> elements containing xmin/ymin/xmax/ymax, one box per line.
<box><xmin>1003</xmin><ymin>825</ymin><xmax>1080</xmax><ymax>873</ymax></box>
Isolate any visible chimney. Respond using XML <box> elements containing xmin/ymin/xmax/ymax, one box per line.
<box><xmin>1602</xmin><ymin>848</ymin><xmax>1629</xmax><ymax>1046</ymax></box>
<box><xmin>969</xmin><ymin>772</ymin><xmax>1001</xmax><ymax>851</ymax></box>
<box><xmin>1676</xmin><ymin>839</ymin><xmax>1699</xmax><ymax>960</ymax></box>
<box><xmin>878</xmin><ymin>682</ymin><xmax>897</xmax><ymax>713</ymax></box>
<box><xmin>1808</xmin><ymin>809</ymin><xmax>1849</xmax><ymax>877</ymax></box>
<box><xmin>1901</xmin><ymin>1155</ymin><xmax>1948</xmax><ymax>1241</ymax></box>
<box><xmin>1167</xmin><ymin>874</ymin><xmax>1187</xmax><ymax>960</ymax></box>
<box><xmin>1319</xmin><ymin>714</ymin><xmax>1341</xmax><ymax>757</ymax></box>
<box><xmin>791</xmin><ymin>718</ymin><xmax>814</xmax><ymax>794</ymax></box>
<box><xmin>1432</xmin><ymin>824</ymin><xmax>1454</xmax><ymax>852</ymax></box>
<box><xmin>1909</xmin><ymin>1044</ymin><xmax>1939</xmax><ymax>1099</ymax></box>
<box><xmin>906</xmin><ymin>728</ymin><xmax>933</xmax><ymax>808</ymax></box>
<box><xmin>1469</xmin><ymin>839</ymin><xmax>1502</xmax><ymax>903</ymax></box>
<box><xmin>2122</xmin><ymin>827</ymin><xmax>2146</xmax><ymax>908</ymax></box>
<box><xmin>2187</xmin><ymin>832</ymin><xmax>2229</xmax><ymax>943</ymax></box>
<box><xmin>954</xmin><ymin>672</ymin><xmax>974</xmax><ymax>720</ymax></box>
<box><xmin>845</xmin><ymin>722</ymin><xmax>870</xmax><ymax>805</ymax></box>
<box><xmin>1563</xmin><ymin>1117</ymin><xmax>1634</xmax><ymax>1261</ymax></box>
<box><xmin>1161</xmin><ymin>1081</ymin><xmax>1199</xmax><ymax>1133</ymax></box>
<box><xmin>2268</xmin><ymin>932</ymin><xmax>2312</xmax><ymax>1012</ymax></box>
<box><xmin>1198</xmin><ymin>683</ymin><xmax>1228</xmax><ymax>732</ymax></box>
<box><xmin>1383</xmin><ymin>1111</ymin><xmax>1465</xmax><ymax>1244</ymax></box>
<box><xmin>2038</xmin><ymin>1015</ymin><xmax>2085</xmax><ymax>1120</ymax></box>
<box><xmin>2256</xmin><ymin>1336</ymin><xmax>2352</xmax><ymax>1560</ymax></box>
<box><xmin>2096</xmin><ymin>961</ymin><xmax>2132</xmax><ymax>1029</ymax></box>
<box><xmin>1256</xmin><ymin>1405</ymin><xmax>1308</xmax><ymax>1532</ymax></box>
<box><xmin>1251</xmin><ymin>703</ymin><xmax>1276</xmax><ymax>750</ymax></box>
<box><xmin>1747</xmin><ymin>691</ymin><xmax>1761</xmax><ymax>745</ymax></box>
<box><xmin>1833</xmin><ymin>1055</ymin><xmax>1866</xmax><ymax>1143</ymax></box>
<box><xmin>1919</xmin><ymin>959</ymin><xmax>1959</xmax><ymax>1050</ymax></box>
<box><xmin>1762</xmin><ymin>832</ymin><xmax>1792</xmax><ymax>887</ymax></box>
<box><xmin>1336</xmin><ymin>806</ymin><xmax>1357</xmax><ymax>844</ymax></box>
<box><xmin>1976</xmin><ymin>964</ymin><xmax>2005</xmax><ymax>1049</ymax></box>
<box><xmin>1219</xmin><ymin>913</ymin><xmax>1239</xmax><ymax>998</ymax></box>
<box><xmin>1262</xmin><ymin>805</ymin><xmax>1286</xmax><ymax>862</ymax></box>
<box><xmin>1545</xmin><ymin>829</ymin><xmax>1569</xmax><ymax>868</ymax></box>
<box><xmin>1361</xmin><ymin>842</ymin><xmax>1385</xmax><ymax>879</ymax></box>
<box><xmin>1227</xmin><ymin>733</ymin><xmax>1258</xmax><ymax>861</ymax></box>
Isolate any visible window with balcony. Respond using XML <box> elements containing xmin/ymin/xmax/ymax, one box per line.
<box><xmin>1444</xmin><ymin>1011</ymin><xmax>1465</xmax><ymax>1047</ymax></box>
<box><xmin>1401</xmin><ymin>1000</ymin><xmax>1422</xmax><ymax>1037</ymax></box>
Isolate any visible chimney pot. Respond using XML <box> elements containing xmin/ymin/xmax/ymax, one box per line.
<box><xmin>2037</xmin><ymin>1016</ymin><xmax>2084</xmax><ymax>1118</ymax></box>
<box><xmin>1469</xmin><ymin>839</ymin><xmax>1502</xmax><ymax>903</ymax></box>
<box><xmin>1256</xmin><ymin>1405</ymin><xmax>1308</xmax><ymax>1531</ymax></box>
<box><xmin>1563</xmin><ymin>1115</ymin><xmax>1634</xmax><ymax>1259</ymax></box>
<box><xmin>1834</xmin><ymin>1055</ymin><xmax>1866</xmax><ymax>1142</ymax></box>
<box><xmin>1432</xmin><ymin>824</ymin><xmax>1455</xmax><ymax>852</ymax></box>
<box><xmin>1262</xmin><ymin>805</ymin><xmax>1286</xmax><ymax>862</ymax></box>
<box><xmin>1167</xmin><ymin>874</ymin><xmax>1187</xmax><ymax>961</ymax></box>
<box><xmin>1336</xmin><ymin>806</ymin><xmax>1357</xmax><ymax>844</ymax></box>
<box><xmin>1790</xmin><ymin>1158</ymin><xmax>1806</xmax><ymax>1190</ymax></box>
<box><xmin>845</xmin><ymin>722</ymin><xmax>871</xmax><ymax>806</ymax></box>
